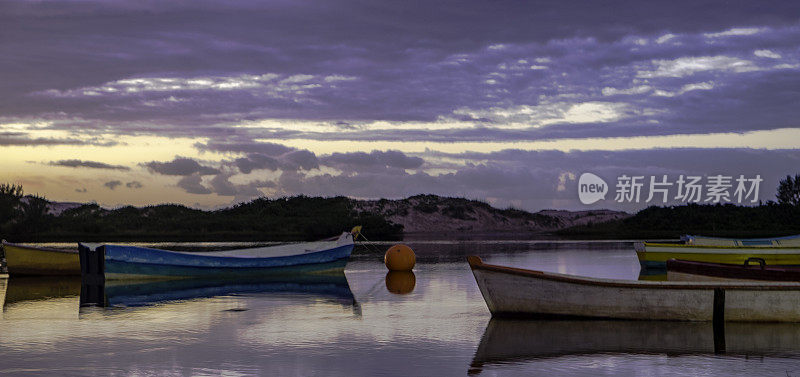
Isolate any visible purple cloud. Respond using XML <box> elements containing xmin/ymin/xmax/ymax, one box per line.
<box><xmin>144</xmin><ymin>157</ymin><xmax>220</xmax><ymax>176</ymax></box>
<box><xmin>104</xmin><ymin>180</ymin><xmax>122</xmax><ymax>190</ymax></box>
<box><xmin>177</xmin><ymin>175</ymin><xmax>212</xmax><ymax>195</ymax></box>
<box><xmin>49</xmin><ymin>159</ymin><xmax>130</xmax><ymax>171</ymax></box>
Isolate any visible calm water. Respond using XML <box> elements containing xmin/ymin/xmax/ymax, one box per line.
<box><xmin>2</xmin><ymin>241</ymin><xmax>800</xmax><ymax>376</ymax></box>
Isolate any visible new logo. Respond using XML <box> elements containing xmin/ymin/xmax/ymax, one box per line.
<box><xmin>578</xmin><ymin>173</ymin><xmax>608</xmax><ymax>204</ymax></box>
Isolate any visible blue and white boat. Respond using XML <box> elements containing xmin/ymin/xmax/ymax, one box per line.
<box><xmin>79</xmin><ymin>232</ymin><xmax>355</xmax><ymax>280</ymax></box>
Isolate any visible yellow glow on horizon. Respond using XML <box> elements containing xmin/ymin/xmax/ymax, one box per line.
<box><xmin>257</xmin><ymin>127</ymin><xmax>800</xmax><ymax>154</ymax></box>
<box><xmin>1</xmin><ymin>125</ymin><xmax>799</xmax><ymax>208</ymax></box>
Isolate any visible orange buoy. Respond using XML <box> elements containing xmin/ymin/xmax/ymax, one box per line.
<box><xmin>385</xmin><ymin>271</ymin><xmax>416</xmax><ymax>294</ymax></box>
<box><xmin>384</xmin><ymin>244</ymin><xmax>416</xmax><ymax>271</ymax></box>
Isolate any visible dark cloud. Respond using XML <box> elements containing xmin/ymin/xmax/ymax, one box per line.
<box><xmin>126</xmin><ymin>181</ymin><xmax>143</xmax><ymax>189</ymax></box>
<box><xmin>232</xmin><ymin>149</ymin><xmax>319</xmax><ymax>174</ymax></box>
<box><xmin>4</xmin><ymin>0</ymin><xmax>799</xmax><ymax>209</ymax></box>
<box><xmin>207</xmin><ymin>173</ymin><xmax>273</xmax><ymax>202</ymax></box>
<box><xmin>75</xmin><ymin>187</ymin><xmax>87</xmax><ymax>193</ymax></box>
<box><xmin>49</xmin><ymin>159</ymin><xmax>130</xmax><ymax>170</ymax></box>
<box><xmin>1</xmin><ymin>0</ymin><xmax>798</xmax><ymax>143</ymax></box>
<box><xmin>0</xmin><ymin>132</ymin><xmax>116</xmax><ymax>147</ymax></box>
<box><xmin>280</xmin><ymin>150</ymin><xmax>319</xmax><ymax>171</ymax></box>
<box><xmin>103</xmin><ymin>180</ymin><xmax>122</xmax><ymax>190</ymax></box>
<box><xmin>157</xmin><ymin>147</ymin><xmax>800</xmax><ymax>210</ymax></box>
<box><xmin>197</xmin><ymin>141</ymin><xmax>294</xmax><ymax>156</ymax></box>
<box><xmin>321</xmin><ymin>150</ymin><xmax>424</xmax><ymax>171</ymax></box>
<box><xmin>144</xmin><ymin>157</ymin><xmax>220</xmax><ymax>176</ymax></box>
<box><xmin>234</xmin><ymin>154</ymin><xmax>280</xmax><ymax>174</ymax></box>
<box><xmin>177</xmin><ymin>174</ymin><xmax>212</xmax><ymax>195</ymax></box>
<box><xmin>268</xmin><ymin>148</ymin><xmax>800</xmax><ymax>211</ymax></box>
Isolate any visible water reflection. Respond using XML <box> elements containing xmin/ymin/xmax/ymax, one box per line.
<box><xmin>638</xmin><ymin>269</ymin><xmax>667</xmax><ymax>281</ymax></box>
<box><xmin>6</xmin><ymin>241</ymin><xmax>799</xmax><ymax>376</ymax></box>
<box><xmin>89</xmin><ymin>273</ymin><xmax>357</xmax><ymax>309</ymax></box>
<box><xmin>2</xmin><ymin>276</ymin><xmax>81</xmax><ymax>319</ymax></box>
<box><xmin>469</xmin><ymin>319</ymin><xmax>800</xmax><ymax>374</ymax></box>
<box><xmin>0</xmin><ymin>273</ymin><xmax>357</xmax><ymax>319</ymax></box>
<box><xmin>385</xmin><ymin>271</ymin><xmax>416</xmax><ymax>294</ymax></box>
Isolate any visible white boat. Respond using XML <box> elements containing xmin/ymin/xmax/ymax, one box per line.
<box><xmin>468</xmin><ymin>256</ymin><xmax>800</xmax><ymax>322</ymax></box>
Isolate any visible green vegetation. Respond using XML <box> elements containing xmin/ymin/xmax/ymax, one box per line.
<box><xmin>562</xmin><ymin>176</ymin><xmax>800</xmax><ymax>239</ymax></box>
<box><xmin>560</xmin><ymin>203</ymin><xmax>800</xmax><ymax>239</ymax></box>
<box><xmin>3</xmin><ymin>173</ymin><xmax>799</xmax><ymax>242</ymax></box>
<box><xmin>0</xmin><ymin>189</ymin><xmax>402</xmax><ymax>242</ymax></box>
<box><xmin>777</xmin><ymin>174</ymin><xmax>800</xmax><ymax>206</ymax></box>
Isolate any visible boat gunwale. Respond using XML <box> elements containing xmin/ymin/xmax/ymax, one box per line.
<box><xmin>467</xmin><ymin>256</ymin><xmax>800</xmax><ymax>290</ymax></box>
<box><xmin>101</xmin><ymin>242</ymin><xmax>353</xmax><ymax>264</ymax></box>
<box><xmin>642</xmin><ymin>242</ymin><xmax>800</xmax><ymax>250</ymax></box>
<box><xmin>2</xmin><ymin>241</ymin><xmax>77</xmax><ymax>254</ymax></box>
<box><xmin>684</xmin><ymin>234</ymin><xmax>800</xmax><ymax>241</ymax></box>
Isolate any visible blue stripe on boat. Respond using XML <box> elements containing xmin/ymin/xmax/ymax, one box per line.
<box><xmin>103</xmin><ymin>244</ymin><xmax>353</xmax><ymax>278</ymax></box>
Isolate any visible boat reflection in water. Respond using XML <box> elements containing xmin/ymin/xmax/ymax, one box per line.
<box><xmin>81</xmin><ymin>272</ymin><xmax>357</xmax><ymax>310</ymax></box>
<box><xmin>637</xmin><ymin>268</ymin><xmax>667</xmax><ymax>281</ymax></box>
<box><xmin>469</xmin><ymin>318</ymin><xmax>800</xmax><ymax>375</ymax></box>
<box><xmin>1</xmin><ymin>273</ymin><xmax>357</xmax><ymax>317</ymax></box>
<box><xmin>1</xmin><ymin>276</ymin><xmax>81</xmax><ymax>319</ymax></box>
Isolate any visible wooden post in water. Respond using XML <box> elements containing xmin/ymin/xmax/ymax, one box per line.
<box><xmin>79</xmin><ymin>244</ymin><xmax>106</xmax><ymax>307</ymax></box>
<box><xmin>713</xmin><ymin>288</ymin><xmax>726</xmax><ymax>354</ymax></box>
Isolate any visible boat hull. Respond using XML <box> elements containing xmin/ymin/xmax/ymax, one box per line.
<box><xmin>88</xmin><ymin>242</ymin><xmax>354</xmax><ymax>280</ymax></box>
<box><xmin>666</xmin><ymin>259</ymin><xmax>800</xmax><ymax>282</ymax></box>
<box><xmin>635</xmin><ymin>242</ymin><xmax>800</xmax><ymax>269</ymax></box>
<box><xmin>468</xmin><ymin>256</ymin><xmax>800</xmax><ymax>322</ymax></box>
<box><xmin>2</xmin><ymin>242</ymin><xmax>80</xmax><ymax>275</ymax></box>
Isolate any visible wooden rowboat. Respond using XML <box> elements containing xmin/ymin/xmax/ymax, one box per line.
<box><xmin>80</xmin><ymin>232</ymin><xmax>355</xmax><ymax>281</ymax></box>
<box><xmin>1</xmin><ymin>241</ymin><xmax>80</xmax><ymax>275</ymax></box>
<box><xmin>634</xmin><ymin>242</ymin><xmax>800</xmax><ymax>269</ymax></box>
<box><xmin>468</xmin><ymin>255</ymin><xmax>800</xmax><ymax>321</ymax></box>
<box><xmin>682</xmin><ymin>234</ymin><xmax>800</xmax><ymax>247</ymax></box>
<box><xmin>667</xmin><ymin>258</ymin><xmax>800</xmax><ymax>282</ymax></box>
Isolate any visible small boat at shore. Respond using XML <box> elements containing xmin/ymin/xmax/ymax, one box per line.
<box><xmin>468</xmin><ymin>255</ymin><xmax>800</xmax><ymax>321</ymax></box>
<box><xmin>634</xmin><ymin>242</ymin><xmax>800</xmax><ymax>269</ymax></box>
<box><xmin>80</xmin><ymin>231</ymin><xmax>356</xmax><ymax>281</ymax></box>
<box><xmin>682</xmin><ymin>234</ymin><xmax>800</xmax><ymax>247</ymax></box>
<box><xmin>667</xmin><ymin>259</ymin><xmax>800</xmax><ymax>282</ymax></box>
<box><xmin>1</xmin><ymin>241</ymin><xmax>80</xmax><ymax>275</ymax></box>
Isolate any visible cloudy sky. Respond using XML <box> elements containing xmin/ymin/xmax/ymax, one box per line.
<box><xmin>2</xmin><ymin>0</ymin><xmax>799</xmax><ymax>211</ymax></box>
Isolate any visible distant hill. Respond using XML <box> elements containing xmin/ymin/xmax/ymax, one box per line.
<box><xmin>2</xmin><ymin>193</ymin><xmax>630</xmax><ymax>241</ymax></box>
<box><xmin>354</xmin><ymin>194</ymin><xmax>630</xmax><ymax>234</ymax></box>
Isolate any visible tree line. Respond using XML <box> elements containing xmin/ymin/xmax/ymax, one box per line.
<box><xmin>1</xmin><ymin>174</ymin><xmax>799</xmax><ymax>241</ymax></box>
<box><xmin>561</xmin><ymin>174</ymin><xmax>800</xmax><ymax>238</ymax></box>
<box><xmin>0</xmin><ymin>184</ymin><xmax>402</xmax><ymax>242</ymax></box>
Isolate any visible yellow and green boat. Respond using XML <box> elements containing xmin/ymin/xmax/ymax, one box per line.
<box><xmin>635</xmin><ymin>241</ymin><xmax>800</xmax><ymax>269</ymax></box>
<box><xmin>1</xmin><ymin>241</ymin><xmax>80</xmax><ymax>276</ymax></box>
